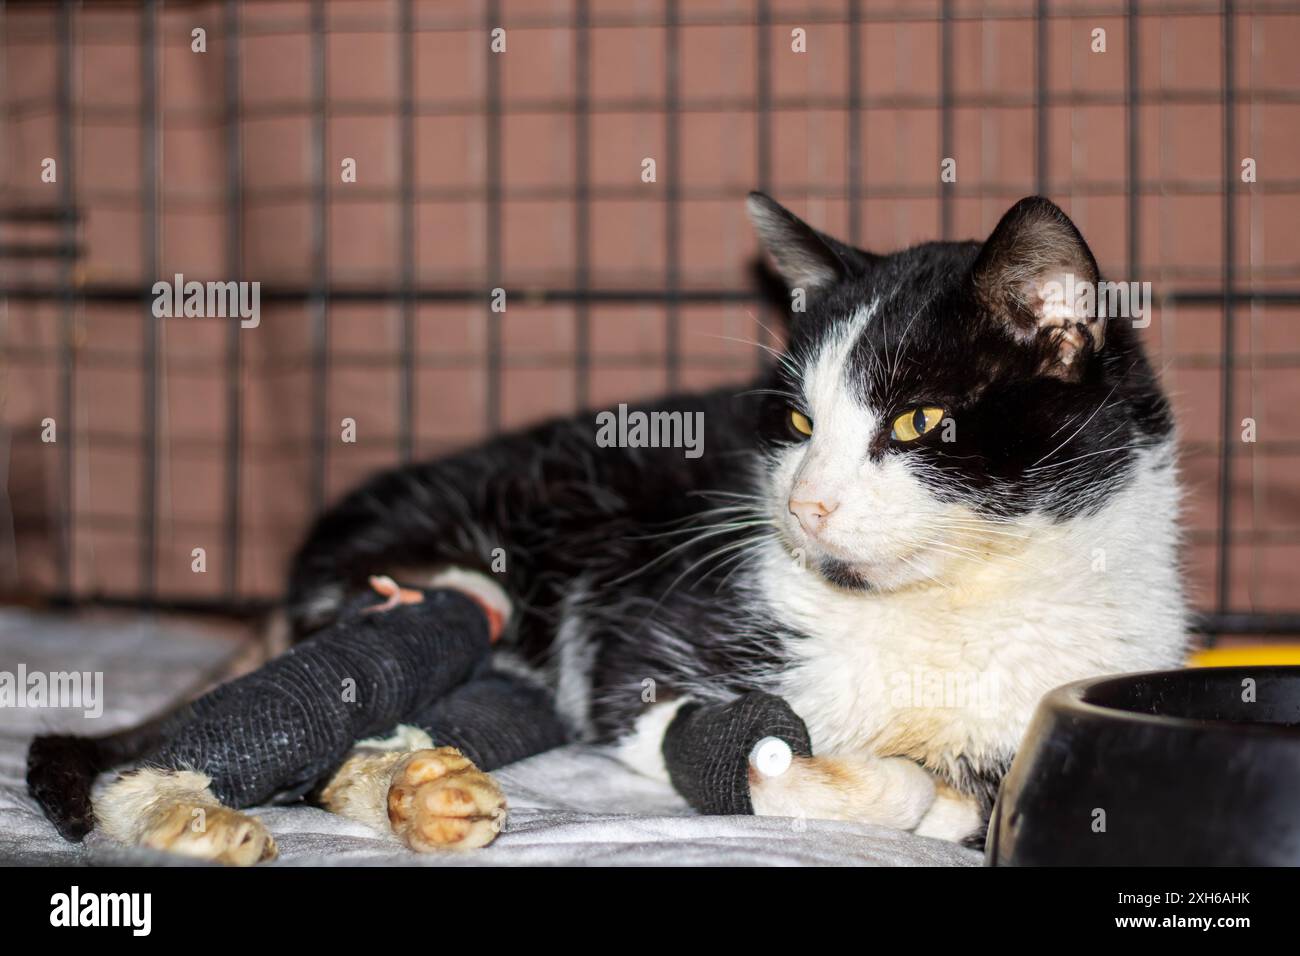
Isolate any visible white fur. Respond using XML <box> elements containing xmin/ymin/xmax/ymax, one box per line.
<box><xmin>749</xmin><ymin>752</ymin><xmax>936</xmax><ymax>829</ymax></box>
<box><xmin>355</xmin><ymin>724</ymin><xmax>435</xmax><ymax>752</ymax></box>
<box><xmin>612</xmin><ymin>698</ymin><xmax>690</xmax><ymax>783</ymax></box>
<box><xmin>548</xmin><ymin>577</ymin><xmax>599</xmax><ymax>735</ymax></box>
<box><xmin>914</xmin><ymin>788</ymin><xmax>984</xmax><ymax>842</ymax></box>
<box><xmin>95</xmin><ymin>769</ymin><xmax>221</xmax><ymax>845</ymax></box>
<box><xmin>764</xmin><ymin>446</ymin><xmax>1184</xmax><ymax>770</ymax></box>
<box><xmin>428</xmin><ymin>567</ymin><xmax>512</xmax><ymax>623</ymax></box>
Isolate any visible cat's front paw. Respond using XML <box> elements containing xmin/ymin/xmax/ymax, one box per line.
<box><xmin>386</xmin><ymin>747</ymin><xmax>506</xmax><ymax>851</ymax></box>
<box><xmin>749</xmin><ymin>753</ymin><xmax>936</xmax><ymax>830</ymax></box>
<box><xmin>138</xmin><ymin>803</ymin><xmax>277</xmax><ymax>866</ymax></box>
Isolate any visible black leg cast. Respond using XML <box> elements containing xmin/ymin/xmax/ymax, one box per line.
<box><xmin>146</xmin><ymin>589</ymin><xmax>493</xmax><ymax>808</ymax></box>
<box><xmin>403</xmin><ymin>671</ymin><xmax>570</xmax><ymax>772</ymax></box>
<box><xmin>662</xmin><ymin>691</ymin><xmax>812</xmax><ymax>815</ymax></box>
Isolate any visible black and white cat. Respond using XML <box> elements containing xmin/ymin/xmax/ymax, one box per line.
<box><xmin>37</xmin><ymin>193</ymin><xmax>1186</xmax><ymax>860</ymax></box>
<box><xmin>281</xmin><ymin>192</ymin><xmax>1186</xmax><ymax>845</ymax></box>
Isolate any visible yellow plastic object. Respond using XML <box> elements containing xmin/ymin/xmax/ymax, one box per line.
<box><xmin>1188</xmin><ymin>645</ymin><xmax>1300</xmax><ymax>668</ymax></box>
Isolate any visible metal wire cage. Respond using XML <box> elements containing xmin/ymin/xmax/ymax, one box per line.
<box><xmin>2</xmin><ymin>1</ymin><xmax>1299</xmax><ymax>644</ymax></box>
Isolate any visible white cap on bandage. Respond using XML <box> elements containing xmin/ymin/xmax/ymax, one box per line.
<box><xmin>748</xmin><ymin>736</ymin><xmax>793</xmax><ymax>778</ymax></box>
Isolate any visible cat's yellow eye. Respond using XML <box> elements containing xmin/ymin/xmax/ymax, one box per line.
<box><xmin>891</xmin><ymin>406</ymin><xmax>945</xmax><ymax>442</ymax></box>
<box><xmin>790</xmin><ymin>409</ymin><xmax>814</xmax><ymax>437</ymax></box>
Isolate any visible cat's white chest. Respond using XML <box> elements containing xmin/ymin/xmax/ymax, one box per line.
<box><xmin>771</xmin><ymin>588</ymin><xmax>1181</xmax><ymax>774</ymax></box>
<box><xmin>769</xmin><ymin>565</ymin><xmax>1050</xmax><ymax>764</ymax></box>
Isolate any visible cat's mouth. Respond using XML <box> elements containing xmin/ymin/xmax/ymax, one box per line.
<box><xmin>816</xmin><ymin>558</ymin><xmax>875</xmax><ymax>591</ymax></box>
<box><xmin>802</xmin><ymin>543</ymin><xmax>942</xmax><ymax>592</ymax></box>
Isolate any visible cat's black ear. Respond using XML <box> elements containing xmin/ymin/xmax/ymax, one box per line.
<box><xmin>746</xmin><ymin>191</ymin><xmax>870</xmax><ymax>293</ymax></box>
<box><xmin>973</xmin><ymin>196</ymin><xmax>1104</xmax><ymax>380</ymax></box>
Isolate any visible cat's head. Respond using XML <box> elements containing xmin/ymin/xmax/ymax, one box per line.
<box><xmin>748</xmin><ymin>192</ymin><xmax>1173</xmax><ymax>592</ymax></box>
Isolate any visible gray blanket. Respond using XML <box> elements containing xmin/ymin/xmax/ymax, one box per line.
<box><xmin>0</xmin><ymin>609</ymin><xmax>980</xmax><ymax>867</ymax></box>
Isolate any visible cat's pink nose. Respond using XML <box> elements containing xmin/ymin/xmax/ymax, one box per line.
<box><xmin>788</xmin><ymin>497</ymin><xmax>837</xmax><ymax>537</ymax></box>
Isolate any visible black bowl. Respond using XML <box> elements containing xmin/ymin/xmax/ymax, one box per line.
<box><xmin>987</xmin><ymin>666</ymin><xmax>1300</xmax><ymax>865</ymax></box>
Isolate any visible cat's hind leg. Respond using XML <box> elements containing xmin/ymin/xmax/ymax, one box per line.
<box><xmin>319</xmin><ymin>733</ymin><xmax>507</xmax><ymax>852</ymax></box>
<box><xmin>95</xmin><ymin>768</ymin><xmax>277</xmax><ymax>865</ymax></box>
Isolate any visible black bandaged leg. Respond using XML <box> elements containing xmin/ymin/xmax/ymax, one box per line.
<box><xmin>146</xmin><ymin>588</ymin><xmax>492</xmax><ymax>808</ymax></box>
<box><xmin>403</xmin><ymin>671</ymin><xmax>570</xmax><ymax>772</ymax></box>
<box><xmin>662</xmin><ymin>691</ymin><xmax>812</xmax><ymax>815</ymax></box>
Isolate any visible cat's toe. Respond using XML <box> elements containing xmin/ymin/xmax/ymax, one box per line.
<box><xmin>140</xmin><ymin>803</ymin><xmax>277</xmax><ymax>866</ymax></box>
<box><xmin>386</xmin><ymin>747</ymin><xmax>506</xmax><ymax>852</ymax></box>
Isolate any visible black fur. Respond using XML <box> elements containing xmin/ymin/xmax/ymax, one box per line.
<box><xmin>27</xmin><ymin>717</ymin><xmax>170</xmax><ymax>841</ymax></box>
<box><xmin>951</xmin><ymin>754</ymin><xmax>1013</xmax><ymax>851</ymax></box>
<box><xmin>285</xmin><ymin>386</ymin><xmax>801</xmax><ymax>741</ymax></box>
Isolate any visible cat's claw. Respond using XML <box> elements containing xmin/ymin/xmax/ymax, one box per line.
<box><xmin>386</xmin><ymin>747</ymin><xmax>506</xmax><ymax>851</ymax></box>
